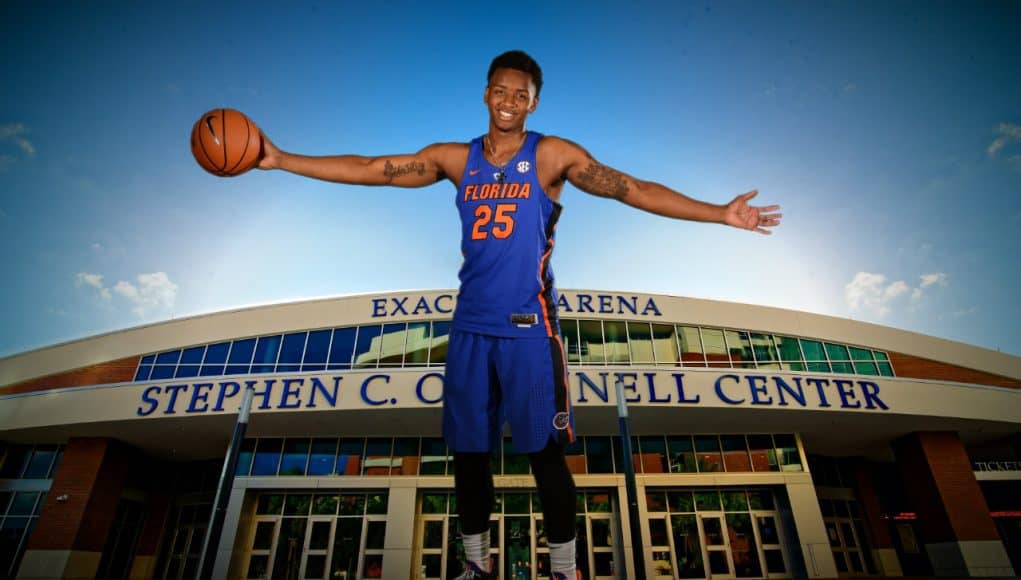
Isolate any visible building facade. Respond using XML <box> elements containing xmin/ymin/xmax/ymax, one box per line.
<box><xmin>1</xmin><ymin>289</ymin><xmax>1019</xmax><ymax>579</ymax></box>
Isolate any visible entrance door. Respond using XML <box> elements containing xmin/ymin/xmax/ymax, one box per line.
<box><xmin>586</xmin><ymin>513</ymin><xmax>618</xmax><ymax>579</ymax></box>
<box><xmin>243</xmin><ymin>517</ymin><xmax>280</xmax><ymax>580</ymax></box>
<box><xmin>299</xmin><ymin>517</ymin><xmax>335</xmax><ymax>579</ymax></box>
<box><xmin>753</xmin><ymin>513</ymin><xmax>788</xmax><ymax>578</ymax></box>
<box><xmin>699</xmin><ymin>513</ymin><xmax>735</xmax><ymax>579</ymax></box>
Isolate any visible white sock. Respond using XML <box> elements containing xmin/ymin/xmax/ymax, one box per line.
<box><xmin>549</xmin><ymin>538</ymin><xmax>576</xmax><ymax>576</ymax></box>
<box><xmin>462</xmin><ymin>529</ymin><xmax>491</xmax><ymax>571</ymax></box>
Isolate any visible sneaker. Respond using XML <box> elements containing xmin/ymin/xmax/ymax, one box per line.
<box><xmin>552</xmin><ymin>572</ymin><xmax>582</xmax><ymax>580</ymax></box>
<box><xmin>453</xmin><ymin>561</ymin><xmax>497</xmax><ymax>580</ymax></box>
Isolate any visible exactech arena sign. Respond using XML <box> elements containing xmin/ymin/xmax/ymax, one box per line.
<box><xmin>135</xmin><ymin>371</ymin><xmax>889</xmax><ymax>417</ymax></box>
<box><xmin>370</xmin><ymin>293</ymin><xmax>663</xmax><ymax>318</ymax></box>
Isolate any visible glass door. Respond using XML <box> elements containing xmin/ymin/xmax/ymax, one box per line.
<box><xmin>699</xmin><ymin>513</ymin><xmax>735</xmax><ymax>579</ymax></box>
<box><xmin>243</xmin><ymin>518</ymin><xmax>280</xmax><ymax>579</ymax></box>
<box><xmin>299</xmin><ymin>517</ymin><xmax>335</xmax><ymax>579</ymax></box>
<box><xmin>753</xmin><ymin>513</ymin><xmax>788</xmax><ymax>578</ymax></box>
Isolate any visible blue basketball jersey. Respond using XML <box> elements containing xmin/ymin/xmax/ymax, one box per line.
<box><xmin>452</xmin><ymin>131</ymin><xmax>562</xmax><ymax>338</ymax></box>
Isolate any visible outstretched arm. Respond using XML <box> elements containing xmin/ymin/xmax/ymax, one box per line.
<box><xmin>257</xmin><ymin>132</ymin><xmax>464</xmax><ymax>188</ymax></box>
<box><xmin>545</xmin><ymin>137</ymin><xmax>781</xmax><ymax>234</ymax></box>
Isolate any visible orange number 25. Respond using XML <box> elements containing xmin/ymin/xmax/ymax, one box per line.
<box><xmin>471</xmin><ymin>203</ymin><xmax>518</xmax><ymax>240</ymax></box>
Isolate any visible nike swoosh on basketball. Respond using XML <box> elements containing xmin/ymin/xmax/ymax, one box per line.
<box><xmin>469</xmin><ymin>169</ymin><xmax>480</xmax><ymax>175</ymax></box>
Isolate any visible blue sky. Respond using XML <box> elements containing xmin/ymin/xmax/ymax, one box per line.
<box><xmin>1</xmin><ymin>1</ymin><xmax>1019</xmax><ymax>357</ymax></box>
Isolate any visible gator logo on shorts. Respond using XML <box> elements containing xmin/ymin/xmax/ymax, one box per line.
<box><xmin>552</xmin><ymin>412</ymin><xmax>571</xmax><ymax>430</ymax></box>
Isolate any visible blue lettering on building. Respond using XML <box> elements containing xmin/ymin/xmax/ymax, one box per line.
<box><xmin>135</xmin><ymin>372</ymin><xmax>890</xmax><ymax>416</ymax></box>
<box><xmin>372</xmin><ymin>294</ymin><xmax>454</xmax><ymax>317</ymax></box>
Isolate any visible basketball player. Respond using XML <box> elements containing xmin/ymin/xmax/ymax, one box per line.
<box><xmin>256</xmin><ymin>51</ymin><xmax>781</xmax><ymax>579</ymax></box>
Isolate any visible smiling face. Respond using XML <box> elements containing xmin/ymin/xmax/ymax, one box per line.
<box><xmin>484</xmin><ymin>68</ymin><xmax>539</xmax><ymax>132</ymax></box>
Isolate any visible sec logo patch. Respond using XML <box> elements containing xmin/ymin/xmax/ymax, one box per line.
<box><xmin>517</xmin><ymin>160</ymin><xmax>531</xmax><ymax>173</ymax></box>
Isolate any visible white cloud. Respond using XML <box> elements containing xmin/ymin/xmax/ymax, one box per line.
<box><xmin>845</xmin><ymin>271</ymin><xmax>949</xmax><ymax>317</ymax></box>
<box><xmin>75</xmin><ymin>271</ymin><xmax>112</xmax><ymax>300</ymax></box>
<box><xmin>112</xmin><ymin>272</ymin><xmax>179</xmax><ymax>317</ymax></box>
<box><xmin>75</xmin><ymin>270</ymin><xmax>178</xmax><ymax>316</ymax></box>
<box><xmin>884</xmin><ymin>280</ymin><xmax>909</xmax><ymax>300</ymax></box>
<box><xmin>0</xmin><ymin>123</ymin><xmax>35</xmax><ymax>157</ymax></box>
<box><xmin>988</xmin><ymin>123</ymin><xmax>1021</xmax><ymax>157</ymax></box>
<box><xmin>91</xmin><ymin>242</ymin><xmax>103</xmax><ymax>252</ymax></box>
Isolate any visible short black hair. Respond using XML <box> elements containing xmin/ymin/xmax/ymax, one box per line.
<box><xmin>487</xmin><ymin>50</ymin><xmax>543</xmax><ymax>96</ymax></box>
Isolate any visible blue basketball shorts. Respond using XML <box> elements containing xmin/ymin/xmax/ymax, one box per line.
<box><xmin>443</xmin><ymin>329</ymin><xmax>575</xmax><ymax>454</ymax></box>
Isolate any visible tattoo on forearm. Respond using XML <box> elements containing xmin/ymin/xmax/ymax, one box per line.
<box><xmin>575</xmin><ymin>162</ymin><xmax>629</xmax><ymax>200</ymax></box>
<box><xmin>383</xmin><ymin>160</ymin><xmax>425</xmax><ymax>183</ymax></box>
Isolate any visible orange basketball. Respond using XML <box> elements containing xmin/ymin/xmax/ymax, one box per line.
<box><xmin>190</xmin><ymin>109</ymin><xmax>262</xmax><ymax>176</ymax></box>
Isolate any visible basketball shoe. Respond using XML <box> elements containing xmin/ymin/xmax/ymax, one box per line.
<box><xmin>453</xmin><ymin>561</ymin><xmax>496</xmax><ymax>580</ymax></box>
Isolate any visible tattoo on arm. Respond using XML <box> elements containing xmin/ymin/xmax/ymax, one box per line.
<box><xmin>383</xmin><ymin>160</ymin><xmax>426</xmax><ymax>183</ymax></box>
<box><xmin>575</xmin><ymin>161</ymin><xmax>630</xmax><ymax>200</ymax></box>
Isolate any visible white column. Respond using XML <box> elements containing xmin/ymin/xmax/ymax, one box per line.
<box><xmin>381</xmin><ymin>480</ymin><xmax>418</xmax><ymax>579</ymax></box>
<box><xmin>784</xmin><ymin>479</ymin><xmax>838</xmax><ymax>579</ymax></box>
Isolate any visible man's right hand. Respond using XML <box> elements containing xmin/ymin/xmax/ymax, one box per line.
<box><xmin>256</xmin><ymin>131</ymin><xmax>282</xmax><ymax>170</ymax></box>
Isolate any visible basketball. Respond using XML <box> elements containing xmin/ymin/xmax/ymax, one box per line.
<box><xmin>190</xmin><ymin>109</ymin><xmax>262</xmax><ymax>176</ymax></box>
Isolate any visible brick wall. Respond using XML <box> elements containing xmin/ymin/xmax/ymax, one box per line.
<box><xmin>28</xmin><ymin>438</ymin><xmax>132</xmax><ymax>552</ymax></box>
<box><xmin>0</xmin><ymin>356</ymin><xmax>139</xmax><ymax>396</ymax></box>
<box><xmin>893</xmin><ymin>431</ymin><xmax>1000</xmax><ymax>544</ymax></box>
<box><xmin>888</xmin><ymin>352</ymin><xmax>1020</xmax><ymax>388</ymax></box>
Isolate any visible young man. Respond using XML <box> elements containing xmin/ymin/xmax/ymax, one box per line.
<box><xmin>256</xmin><ymin>51</ymin><xmax>780</xmax><ymax>579</ymax></box>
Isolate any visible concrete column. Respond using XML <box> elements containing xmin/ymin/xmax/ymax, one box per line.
<box><xmin>893</xmin><ymin>431</ymin><xmax>1014</xmax><ymax>577</ymax></box>
<box><xmin>382</xmin><ymin>480</ymin><xmax>418</xmax><ymax>579</ymax></box>
<box><xmin>784</xmin><ymin>479</ymin><xmax>838</xmax><ymax>579</ymax></box>
<box><xmin>17</xmin><ymin>438</ymin><xmax>132</xmax><ymax>580</ymax></box>
<box><xmin>213</xmin><ymin>482</ymin><xmax>250</xmax><ymax>579</ymax></box>
<box><xmin>850</xmin><ymin>459</ymin><xmax>903</xmax><ymax>576</ymax></box>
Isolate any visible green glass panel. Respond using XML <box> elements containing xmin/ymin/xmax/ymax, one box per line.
<box><xmin>695</xmin><ymin>491</ymin><xmax>721</xmax><ymax>511</ymax></box>
<box><xmin>504</xmin><ymin>493</ymin><xmax>529</xmax><ymax>514</ymax></box>
<box><xmin>701</xmin><ymin>328</ymin><xmax>729</xmax><ymax>366</ymax></box>
<box><xmin>586</xmin><ymin>492</ymin><xmax>612</xmax><ymax>513</ymax></box>
<box><xmin>366</xmin><ymin>493</ymin><xmax>388</xmax><ymax>514</ymax></box>
<box><xmin>854</xmin><ymin>361</ymin><xmax>879</xmax><ymax>375</ymax></box>
<box><xmin>668</xmin><ymin>436</ymin><xmax>696</xmax><ymax>473</ymax></box>
<box><xmin>677</xmin><ymin>325</ymin><xmax>705</xmax><ymax>365</ymax></box>
<box><xmin>645</xmin><ymin>491</ymin><xmax>667</xmax><ymax>512</ymax></box>
<box><xmin>878</xmin><ymin>362</ymin><xmax>894</xmax><ymax>376</ymax></box>
<box><xmin>750</xmin><ymin>333</ymin><xmax>778</xmax><ymax>362</ymax></box>
<box><xmin>807</xmin><ymin>361</ymin><xmax>831</xmax><ymax>372</ymax></box>
<box><xmin>668</xmin><ymin>491</ymin><xmax>694</xmax><ymax>512</ymax></box>
<box><xmin>419</xmin><ymin>438</ymin><xmax>449</xmax><ymax>476</ymax></box>
<box><xmin>429</xmin><ymin>321</ymin><xmax>450</xmax><ymax>366</ymax></box>
<box><xmin>775</xmin><ymin>335</ymin><xmax>802</xmax><ymax>361</ymax></box>
<box><xmin>725</xmin><ymin>330</ymin><xmax>755</xmax><ymax>368</ymax></box>
<box><xmin>651</xmin><ymin>323</ymin><xmax>680</xmax><ymax>364</ymax></box>
<box><xmin>312</xmin><ymin>495</ymin><xmax>338</xmax><ymax>515</ymax></box>
<box><xmin>849</xmin><ymin>346</ymin><xmax>873</xmax><ymax>361</ymax></box>
<box><xmin>503</xmin><ymin>440</ymin><xmax>529</xmax><ymax>475</ymax></box>
<box><xmin>256</xmin><ymin>494</ymin><xmax>283</xmax><ymax>515</ymax></box>
<box><xmin>421</xmin><ymin>493</ymin><xmax>447</xmax><ymax>514</ymax></box>
<box><xmin>874</xmin><ymin>351</ymin><xmax>889</xmax><ymax>361</ymax></box>
<box><xmin>721</xmin><ymin>491</ymin><xmax>749</xmax><ymax>512</ymax></box>
<box><xmin>338</xmin><ymin>494</ymin><xmax>365</xmax><ymax>515</ymax></box>
<box><xmin>627</xmin><ymin>321</ymin><xmax>655</xmax><ymax>364</ymax></box>
<box><xmin>825</xmin><ymin>343</ymin><xmax>850</xmax><ymax>362</ymax></box>
<box><xmin>748</xmin><ymin>489</ymin><xmax>774</xmax><ymax>510</ymax></box>
<box><xmin>799</xmin><ymin>339</ymin><xmax>825</xmax><ymax>361</ymax></box>
<box><xmin>284</xmin><ymin>494</ymin><xmax>311</xmax><ymax>516</ymax></box>
<box><xmin>830</xmin><ymin>361</ymin><xmax>854</xmax><ymax>374</ymax></box>
<box><xmin>670</xmin><ymin>514</ymin><xmax>704</xmax><ymax>578</ymax></box>
<box><xmin>404</xmin><ymin>322</ymin><xmax>431</xmax><ymax>365</ymax></box>
<box><xmin>603</xmin><ymin>320</ymin><xmax>629</xmax><ymax>364</ymax></box>
<box><xmin>562</xmin><ymin>319</ymin><xmax>581</xmax><ymax>365</ymax></box>
<box><xmin>578</xmin><ymin>320</ymin><xmax>605</xmax><ymax>364</ymax></box>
